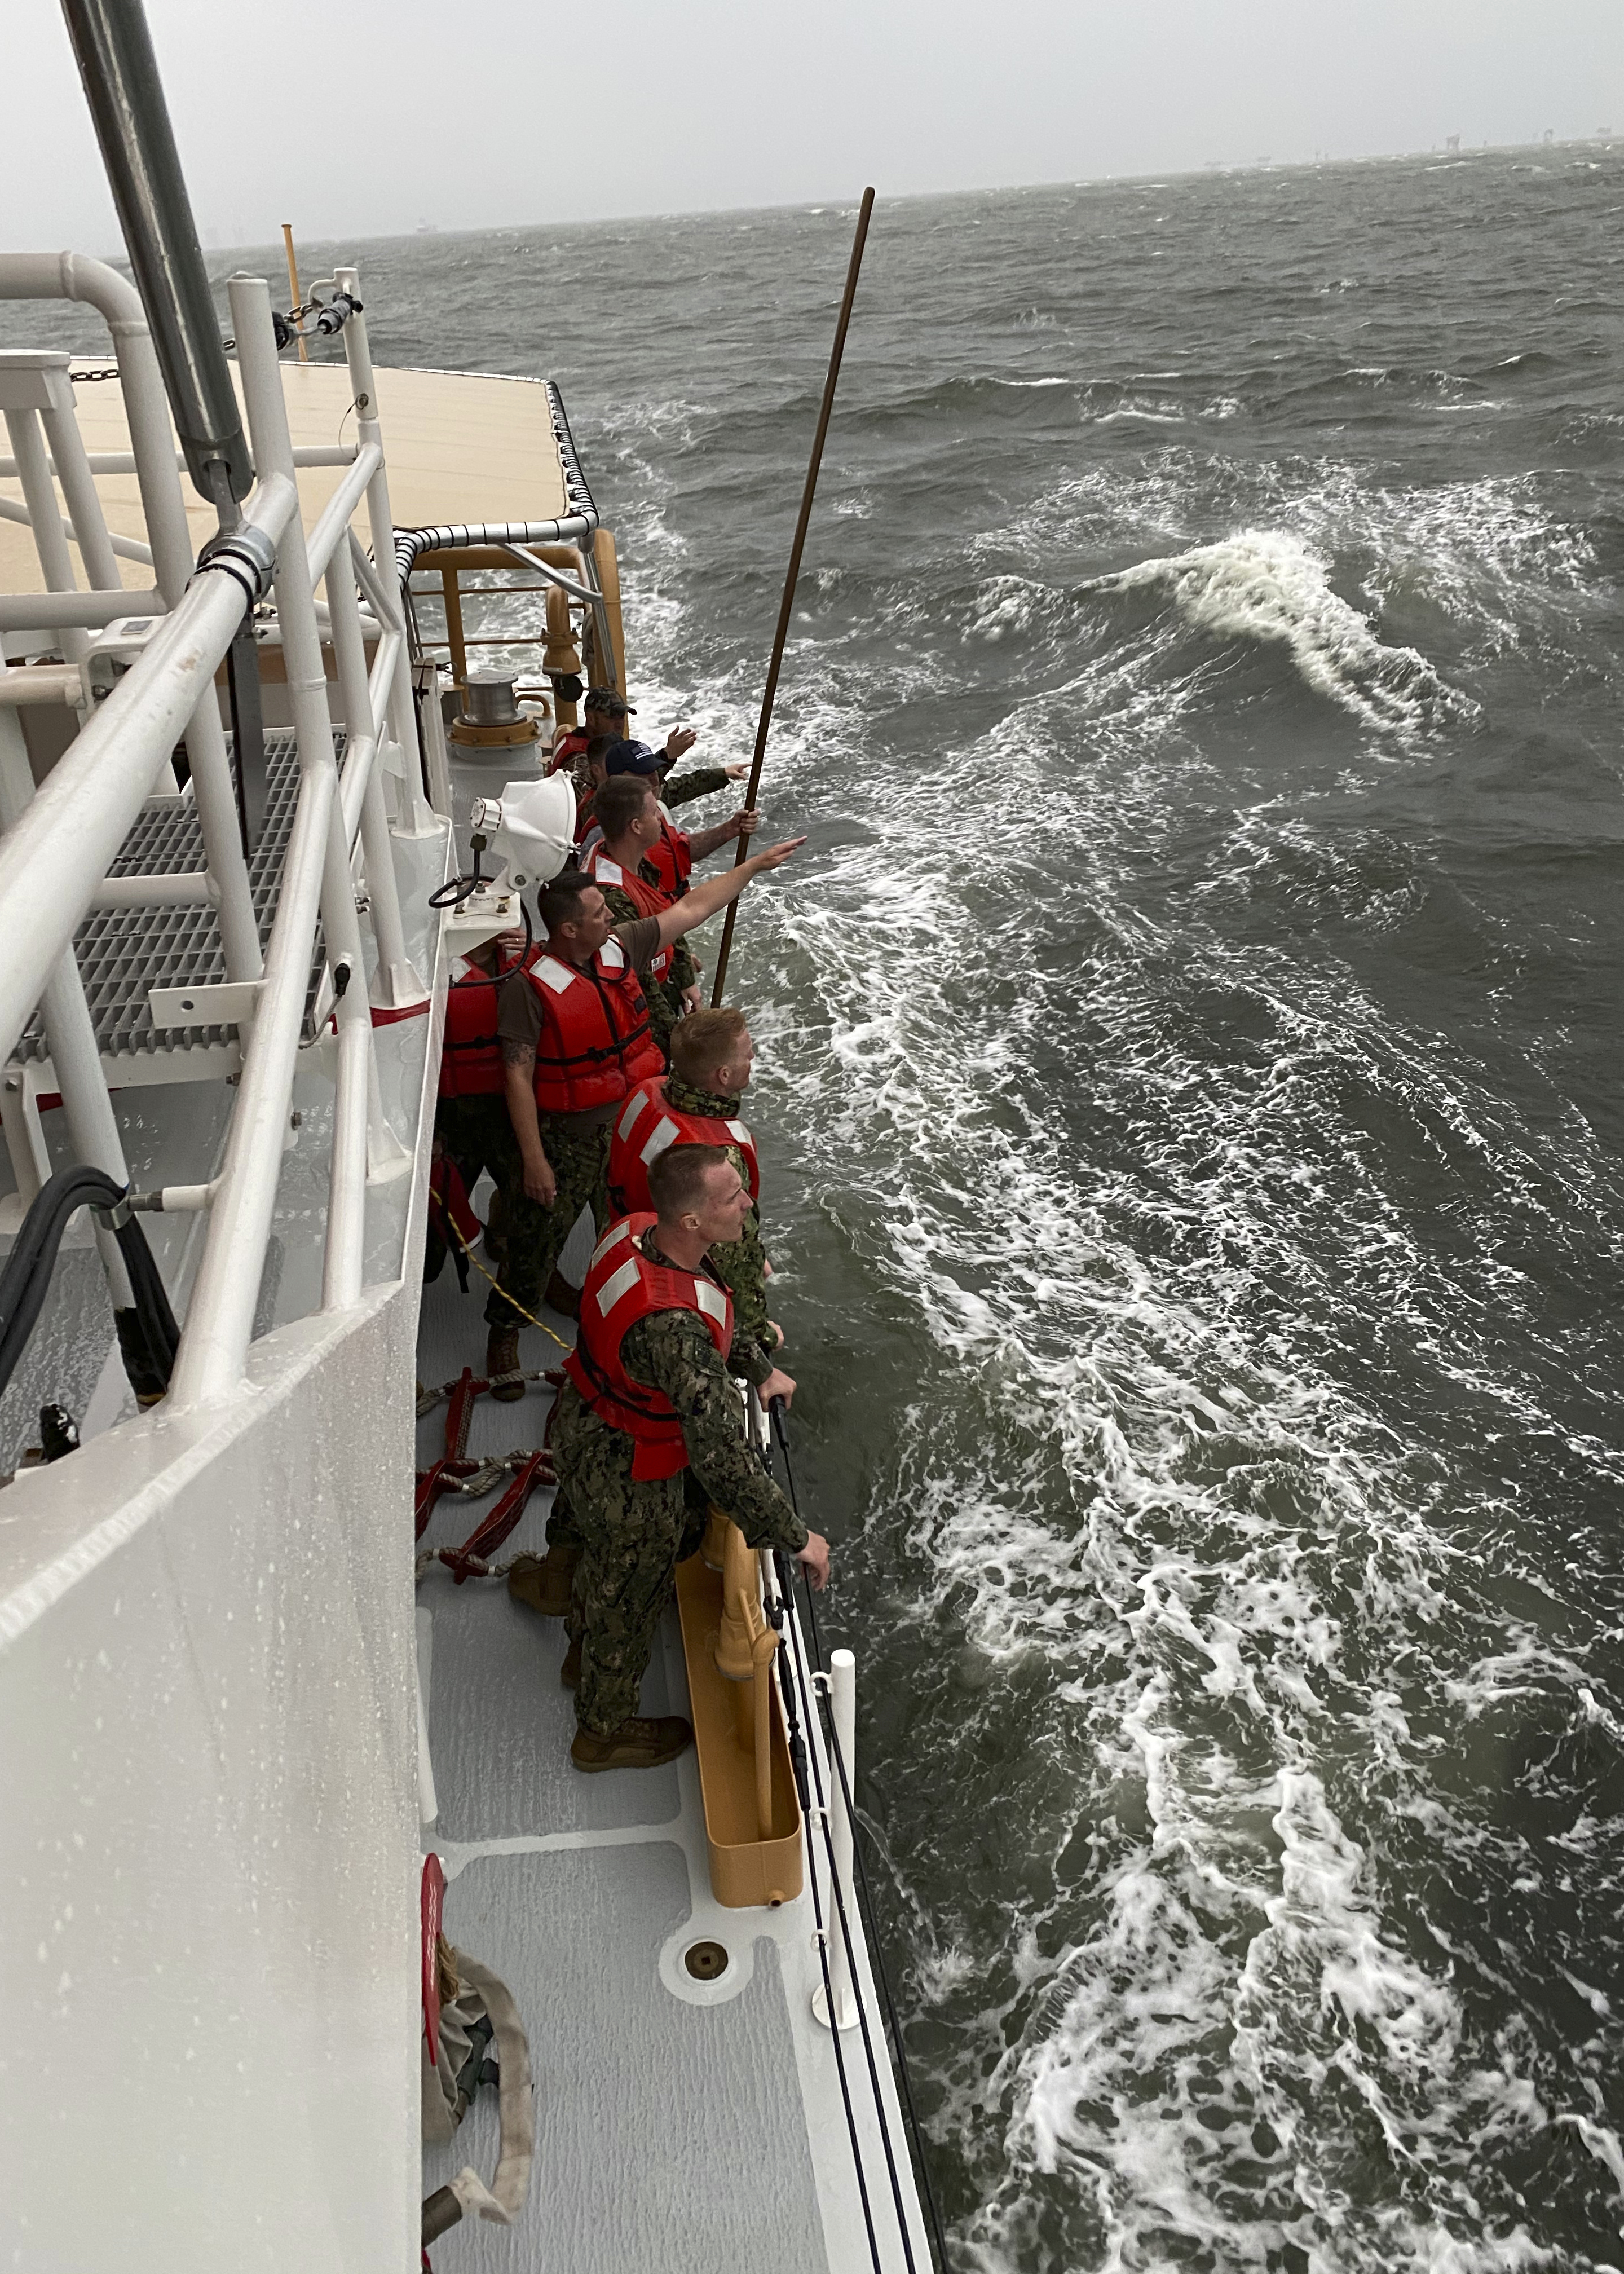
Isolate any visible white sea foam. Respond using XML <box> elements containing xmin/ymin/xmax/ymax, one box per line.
<box><xmin>1014</xmin><ymin>456</ymin><xmax>1595</xmax><ymax>662</ymax></box>
<box><xmin>1086</xmin><ymin>528</ymin><xmax>1451</xmax><ymax>733</ymax></box>
<box><xmin>593</xmin><ymin>375</ymin><xmax>1624</xmax><ymax>2273</ymax></box>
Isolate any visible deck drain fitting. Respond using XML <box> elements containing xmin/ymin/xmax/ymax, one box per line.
<box><xmin>683</xmin><ymin>1939</ymin><xmax>730</xmax><ymax>1983</ymax></box>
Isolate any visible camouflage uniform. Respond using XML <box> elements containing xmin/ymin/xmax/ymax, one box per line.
<box><xmin>482</xmin><ymin>1119</ymin><xmax>612</xmax><ymax>1332</ymax></box>
<box><xmin>553</xmin><ymin>1293</ymin><xmax>807</xmax><ymax>1737</ymax></box>
<box><xmin>662</xmin><ymin>1073</ymin><xmax>773</xmax><ymax>1356</ymax></box>
<box><xmin>661</xmin><ymin>765</ymin><xmax>731</xmax><ymax>810</ymax></box>
<box><xmin>426</xmin><ymin>1094</ymin><xmax>518</xmax><ymax>1285</ymax></box>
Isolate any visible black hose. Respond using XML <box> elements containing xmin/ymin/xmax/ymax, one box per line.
<box><xmin>0</xmin><ymin>1166</ymin><xmax>179</xmax><ymax>1407</ymax></box>
<box><xmin>427</xmin><ymin>831</ymin><xmax>489</xmax><ymax>911</ymax></box>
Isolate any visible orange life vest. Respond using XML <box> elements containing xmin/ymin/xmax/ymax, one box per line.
<box><xmin>564</xmin><ymin>1214</ymin><xmax>734</xmax><ymax>1478</ymax></box>
<box><xmin>439</xmin><ymin>945</ymin><xmax>535</xmax><ymax>1100</ymax></box>
<box><xmin>608</xmin><ymin>1077</ymin><xmax>760</xmax><ymax>1219</ymax></box>
<box><xmin>580</xmin><ymin>847</ymin><xmax>673</xmax><ymax>981</ymax></box>
<box><xmin>646</xmin><ymin>812</ymin><xmax>692</xmax><ymax>900</ymax></box>
<box><xmin>522</xmin><ymin>936</ymin><xmax>664</xmax><ymax>1116</ymax></box>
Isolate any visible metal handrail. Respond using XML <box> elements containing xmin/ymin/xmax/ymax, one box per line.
<box><xmin>0</xmin><ymin>250</ymin><xmax>261</xmax><ymax>978</ymax></box>
<box><xmin>0</xmin><ymin>468</ymin><xmax>296</xmax><ymax>1064</ymax></box>
<box><xmin>0</xmin><ymin>255</ymin><xmax>437</xmax><ymax>1415</ymax></box>
<box><xmin>305</xmin><ymin>440</ymin><xmax>383</xmax><ymax>584</ymax></box>
<box><xmin>0</xmin><ymin>443</ymin><xmax>359</xmax><ymax>479</ymax></box>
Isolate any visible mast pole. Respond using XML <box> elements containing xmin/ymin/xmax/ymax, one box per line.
<box><xmin>281</xmin><ymin>224</ymin><xmax>310</xmax><ymax>363</ymax></box>
<box><xmin>708</xmin><ymin>187</ymin><xmax>873</xmax><ymax>1008</ymax></box>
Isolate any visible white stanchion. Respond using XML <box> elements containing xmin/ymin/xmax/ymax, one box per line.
<box><xmin>813</xmin><ymin>1646</ymin><xmax>860</xmax><ymax>2033</ymax></box>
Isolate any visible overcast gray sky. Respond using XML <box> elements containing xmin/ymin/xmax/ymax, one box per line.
<box><xmin>3</xmin><ymin>0</ymin><xmax>1620</xmax><ymax>251</ymax></box>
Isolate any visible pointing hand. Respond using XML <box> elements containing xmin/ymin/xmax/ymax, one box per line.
<box><xmin>751</xmin><ymin>836</ymin><xmax>806</xmax><ymax>872</ymax></box>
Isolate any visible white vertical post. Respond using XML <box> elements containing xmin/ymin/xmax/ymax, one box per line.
<box><xmin>813</xmin><ymin>1646</ymin><xmax>859</xmax><ymax>2032</ymax></box>
<box><xmin>333</xmin><ymin>267</ymin><xmax>439</xmax><ymax>834</ymax></box>
<box><xmin>39</xmin><ymin>389</ymin><xmax>122</xmax><ymax>594</ymax></box>
<box><xmin>228</xmin><ymin>275</ymin><xmax>385</xmax><ymax>1309</ymax></box>
<box><xmin>0</xmin><ymin>1069</ymin><xmax>51</xmax><ymax>1204</ymax></box>
<box><xmin>32</xmin><ymin>372</ymin><xmax>180</xmax><ymax>795</ymax></box>
<box><xmin>321</xmin><ymin>552</ymin><xmax>424</xmax><ymax>1007</ymax></box>
<box><xmin>412</xmin><ymin>654</ymin><xmax>453</xmax><ymax>820</ymax></box>
<box><xmin>104</xmin><ymin>325</ymin><xmax>261</xmax><ymax>977</ymax></box>
<box><xmin>0</xmin><ymin>258</ymin><xmax>259</xmax><ymax>975</ymax></box>
<box><xmin>0</xmin><ymin>693</ymin><xmax>133</xmax><ymax>1307</ymax></box>
<box><xmin>5</xmin><ymin>401</ymin><xmax>90</xmax><ymax>666</ymax></box>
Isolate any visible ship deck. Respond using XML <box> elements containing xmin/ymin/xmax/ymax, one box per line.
<box><xmin>0</xmin><ymin>314</ymin><xmax>928</xmax><ymax>2264</ymax></box>
<box><xmin>415</xmin><ymin>1263</ymin><xmax>840</xmax><ymax>2271</ymax></box>
<box><xmin>414</xmin><ymin>748</ymin><xmax>924</xmax><ymax>2273</ymax></box>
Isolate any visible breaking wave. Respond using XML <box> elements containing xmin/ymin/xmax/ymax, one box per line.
<box><xmin>1083</xmin><ymin>528</ymin><xmax>1456</xmax><ymax>733</ymax></box>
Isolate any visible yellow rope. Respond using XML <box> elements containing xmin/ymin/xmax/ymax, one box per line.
<box><xmin>431</xmin><ymin>1176</ymin><xmax>573</xmax><ymax>1353</ymax></box>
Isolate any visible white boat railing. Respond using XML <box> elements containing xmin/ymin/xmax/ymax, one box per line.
<box><xmin>0</xmin><ymin>252</ymin><xmax>443</xmax><ymax>1412</ymax></box>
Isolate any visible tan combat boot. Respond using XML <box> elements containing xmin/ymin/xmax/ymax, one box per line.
<box><xmin>559</xmin><ymin>1635</ymin><xmax>581</xmax><ymax>1690</ymax></box>
<box><xmin>486</xmin><ymin>1325</ymin><xmax>524</xmax><ymax>1403</ymax></box>
<box><xmin>544</xmin><ymin>1268</ymin><xmax>581</xmax><ymax>1321</ymax></box>
<box><xmin>571</xmin><ymin>1715</ymin><xmax>693</xmax><ymax>1773</ymax></box>
<box><xmin>506</xmin><ymin>1540</ymin><xmax>581</xmax><ymax>1618</ymax></box>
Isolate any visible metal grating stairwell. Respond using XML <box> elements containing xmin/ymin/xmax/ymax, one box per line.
<box><xmin>16</xmin><ymin>730</ymin><xmax>343</xmax><ymax>1069</ymax></box>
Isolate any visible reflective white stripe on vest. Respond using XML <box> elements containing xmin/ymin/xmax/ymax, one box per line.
<box><xmin>639</xmin><ymin>1116</ymin><xmax>679</xmax><ymax>1168</ymax></box>
<box><xmin>726</xmin><ymin>1120</ymin><xmax>751</xmax><ymax>1145</ymax></box>
<box><xmin>595</xmin><ymin>1256</ymin><xmax>642</xmax><ymax>1316</ymax></box>
<box><xmin>536</xmin><ymin>957</ymin><xmax>575</xmax><ymax>996</ymax></box>
<box><xmin>616</xmin><ymin>1091</ymin><xmax>651</xmax><ymax>1142</ymax></box>
<box><xmin>600</xmin><ymin>936</ymin><xmax>626</xmax><ymax>972</ymax></box>
<box><xmin>590</xmin><ymin>1218</ymin><xmax>637</xmax><ymax>1268</ymax></box>
<box><xmin>594</xmin><ymin>857</ymin><xmax>624</xmax><ymax>886</ymax></box>
<box><xmin>450</xmin><ymin>955</ymin><xmax>474</xmax><ymax>981</ymax></box>
<box><xmin>692</xmin><ymin>1279</ymin><xmax>727</xmax><ymax>1324</ymax></box>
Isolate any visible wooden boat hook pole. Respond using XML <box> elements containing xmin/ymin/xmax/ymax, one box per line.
<box><xmin>708</xmin><ymin>186</ymin><xmax>875</xmax><ymax>1008</ymax></box>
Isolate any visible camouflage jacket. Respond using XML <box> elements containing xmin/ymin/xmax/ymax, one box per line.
<box><xmin>662</xmin><ymin>765</ymin><xmax>731</xmax><ymax>810</ymax></box>
<box><xmin>665</xmin><ymin>1074</ymin><xmax>771</xmax><ymax>1352</ymax></box>
<box><xmin>614</xmin><ymin>1307</ymin><xmax>805</xmax><ymax>1551</ymax></box>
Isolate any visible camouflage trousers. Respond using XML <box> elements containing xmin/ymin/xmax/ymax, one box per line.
<box><xmin>551</xmin><ymin>1378</ymin><xmax>708</xmax><ymax>1735</ymax></box>
<box><xmin>482</xmin><ymin>1118</ymin><xmax>610</xmax><ymax>1332</ymax></box>
<box><xmin>425</xmin><ymin>1093</ymin><xmax>518</xmax><ymax>1285</ymax></box>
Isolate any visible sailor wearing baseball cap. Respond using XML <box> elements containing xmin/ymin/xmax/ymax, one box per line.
<box><xmin>592</xmin><ymin>741</ymin><xmax>759</xmax><ymax>898</ymax></box>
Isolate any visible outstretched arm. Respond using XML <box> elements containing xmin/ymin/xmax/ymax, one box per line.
<box><xmin>686</xmin><ymin>808</ymin><xmax>758</xmax><ymax>862</ymax></box>
<box><xmin>653</xmin><ymin>836</ymin><xmax>806</xmax><ymax>950</ymax></box>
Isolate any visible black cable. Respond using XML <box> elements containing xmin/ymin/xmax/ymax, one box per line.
<box><xmin>427</xmin><ymin>830</ymin><xmax>490</xmax><ymax>911</ymax></box>
<box><xmin>771</xmin><ymin>1400</ymin><xmax>952</xmax><ymax>2274</ymax></box>
<box><xmin>765</xmin><ymin>1548</ymin><xmax>884</xmax><ymax>2274</ymax></box>
<box><xmin>0</xmin><ymin>1167</ymin><xmax>178</xmax><ymax>1404</ymax></box>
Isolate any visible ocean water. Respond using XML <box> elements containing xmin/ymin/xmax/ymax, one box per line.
<box><xmin>19</xmin><ymin>147</ymin><xmax>1624</xmax><ymax>2268</ymax></box>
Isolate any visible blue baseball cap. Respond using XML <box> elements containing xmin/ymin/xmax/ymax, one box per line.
<box><xmin>604</xmin><ymin>739</ymin><xmax>664</xmax><ymax>778</ymax></box>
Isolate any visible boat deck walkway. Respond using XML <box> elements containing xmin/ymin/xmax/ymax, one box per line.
<box><xmin>414</xmin><ymin>1248</ymin><xmax>839</xmax><ymax>2271</ymax></box>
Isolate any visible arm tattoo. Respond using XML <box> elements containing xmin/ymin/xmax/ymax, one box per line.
<box><xmin>500</xmin><ymin>1039</ymin><xmax>536</xmax><ymax>1072</ymax></box>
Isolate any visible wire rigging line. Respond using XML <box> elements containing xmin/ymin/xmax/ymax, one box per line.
<box><xmin>771</xmin><ymin>1403</ymin><xmax>952</xmax><ymax>2274</ymax></box>
<box><xmin>766</xmin><ymin>1543</ymin><xmax>886</xmax><ymax>2273</ymax></box>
